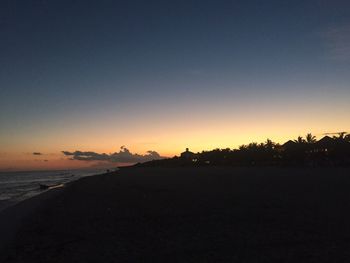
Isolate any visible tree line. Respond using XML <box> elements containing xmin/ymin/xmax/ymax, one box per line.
<box><xmin>136</xmin><ymin>133</ymin><xmax>350</xmax><ymax>167</ymax></box>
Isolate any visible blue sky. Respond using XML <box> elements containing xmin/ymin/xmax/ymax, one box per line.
<box><xmin>1</xmin><ymin>0</ymin><xmax>350</xmax><ymax>169</ymax></box>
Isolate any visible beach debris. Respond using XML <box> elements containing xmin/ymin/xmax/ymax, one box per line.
<box><xmin>39</xmin><ymin>183</ymin><xmax>64</xmax><ymax>190</ymax></box>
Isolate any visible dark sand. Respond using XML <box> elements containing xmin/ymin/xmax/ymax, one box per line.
<box><xmin>1</xmin><ymin>167</ymin><xmax>350</xmax><ymax>262</ymax></box>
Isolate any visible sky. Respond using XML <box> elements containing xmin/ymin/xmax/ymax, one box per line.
<box><xmin>1</xmin><ymin>0</ymin><xmax>350</xmax><ymax>171</ymax></box>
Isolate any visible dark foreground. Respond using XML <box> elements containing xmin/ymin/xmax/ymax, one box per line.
<box><xmin>1</xmin><ymin>167</ymin><xmax>350</xmax><ymax>262</ymax></box>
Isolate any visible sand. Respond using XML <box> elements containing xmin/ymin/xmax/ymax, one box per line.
<box><xmin>1</xmin><ymin>166</ymin><xmax>350</xmax><ymax>262</ymax></box>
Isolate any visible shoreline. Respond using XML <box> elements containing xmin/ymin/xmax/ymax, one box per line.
<box><xmin>2</xmin><ymin>166</ymin><xmax>350</xmax><ymax>262</ymax></box>
<box><xmin>0</xmin><ymin>184</ymin><xmax>65</xmax><ymax>213</ymax></box>
<box><xmin>0</xmin><ymin>183</ymin><xmax>65</xmax><ymax>251</ymax></box>
<box><xmin>0</xmin><ymin>170</ymin><xmax>117</xmax><ymax>252</ymax></box>
<box><xmin>0</xmin><ymin>169</ymin><xmax>111</xmax><ymax>212</ymax></box>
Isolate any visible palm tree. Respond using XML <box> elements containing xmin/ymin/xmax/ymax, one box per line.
<box><xmin>294</xmin><ymin>136</ymin><xmax>305</xmax><ymax>144</ymax></box>
<box><xmin>247</xmin><ymin>142</ymin><xmax>259</xmax><ymax>150</ymax></box>
<box><xmin>265</xmin><ymin>139</ymin><xmax>276</xmax><ymax>150</ymax></box>
<box><xmin>333</xmin><ymin>132</ymin><xmax>347</xmax><ymax>140</ymax></box>
<box><xmin>239</xmin><ymin>145</ymin><xmax>247</xmax><ymax>151</ymax></box>
<box><xmin>305</xmin><ymin>133</ymin><xmax>316</xmax><ymax>144</ymax></box>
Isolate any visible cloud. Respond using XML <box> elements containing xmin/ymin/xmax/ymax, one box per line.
<box><xmin>33</xmin><ymin>152</ymin><xmax>43</xmax><ymax>155</ymax></box>
<box><xmin>62</xmin><ymin>146</ymin><xmax>163</xmax><ymax>163</ymax></box>
<box><xmin>34</xmin><ymin>159</ymin><xmax>49</xmax><ymax>162</ymax></box>
<box><xmin>322</xmin><ymin>24</ymin><xmax>350</xmax><ymax>61</ymax></box>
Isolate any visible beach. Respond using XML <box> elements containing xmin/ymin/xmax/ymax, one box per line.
<box><xmin>0</xmin><ymin>169</ymin><xmax>107</xmax><ymax>212</ymax></box>
<box><xmin>1</xmin><ymin>166</ymin><xmax>350</xmax><ymax>262</ymax></box>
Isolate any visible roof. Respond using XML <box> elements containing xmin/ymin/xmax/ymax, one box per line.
<box><xmin>316</xmin><ymin>136</ymin><xmax>335</xmax><ymax>147</ymax></box>
<box><xmin>282</xmin><ymin>140</ymin><xmax>297</xmax><ymax>147</ymax></box>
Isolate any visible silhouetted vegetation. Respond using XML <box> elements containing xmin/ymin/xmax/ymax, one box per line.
<box><xmin>135</xmin><ymin>133</ymin><xmax>350</xmax><ymax>168</ymax></box>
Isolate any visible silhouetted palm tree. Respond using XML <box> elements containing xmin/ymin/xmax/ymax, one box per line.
<box><xmin>305</xmin><ymin>133</ymin><xmax>316</xmax><ymax>144</ymax></box>
<box><xmin>294</xmin><ymin>136</ymin><xmax>305</xmax><ymax>144</ymax></box>
<box><xmin>239</xmin><ymin>145</ymin><xmax>247</xmax><ymax>151</ymax></box>
<box><xmin>265</xmin><ymin>139</ymin><xmax>275</xmax><ymax>150</ymax></box>
<box><xmin>333</xmin><ymin>132</ymin><xmax>347</xmax><ymax>141</ymax></box>
<box><xmin>249</xmin><ymin>142</ymin><xmax>259</xmax><ymax>149</ymax></box>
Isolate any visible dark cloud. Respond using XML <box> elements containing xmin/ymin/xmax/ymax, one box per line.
<box><xmin>33</xmin><ymin>152</ymin><xmax>42</xmax><ymax>155</ymax></box>
<box><xmin>62</xmin><ymin>146</ymin><xmax>162</xmax><ymax>163</ymax></box>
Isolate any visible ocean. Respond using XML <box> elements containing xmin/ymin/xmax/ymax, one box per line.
<box><xmin>0</xmin><ymin>168</ymin><xmax>110</xmax><ymax>211</ymax></box>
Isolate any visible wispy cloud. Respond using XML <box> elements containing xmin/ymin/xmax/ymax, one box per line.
<box><xmin>34</xmin><ymin>159</ymin><xmax>49</xmax><ymax>162</ymax></box>
<box><xmin>62</xmin><ymin>146</ymin><xmax>163</xmax><ymax>163</ymax></box>
<box><xmin>322</xmin><ymin>24</ymin><xmax>350</xmax><ymax>61</ymax></box>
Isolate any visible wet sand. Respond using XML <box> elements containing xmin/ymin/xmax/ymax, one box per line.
<box><xmin>1</xmin><ymin>167</ymin><xmax>350</xmax><ymax>262</ymax></box>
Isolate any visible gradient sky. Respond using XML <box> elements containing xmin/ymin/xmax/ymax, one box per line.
<box><xmin>1</xmin><ymin>0</ymin><xmax>350</xmax><ymax>170</ymax></box>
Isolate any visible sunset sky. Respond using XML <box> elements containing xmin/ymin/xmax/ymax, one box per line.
<box><xmin>1</xmin><ymin>0</ymin><xmax>350</xmax><ymax>171</ymax></box>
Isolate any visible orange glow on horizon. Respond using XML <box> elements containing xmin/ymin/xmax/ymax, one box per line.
<box><xmin>1</xmin><ymin>125</ymin><xmax>349</xmax><ymax>171</ymax></box>
<box><xmin>1</xmin><ymin>92</ymin><xmax>349</xmax><ymax>171</ymax></box>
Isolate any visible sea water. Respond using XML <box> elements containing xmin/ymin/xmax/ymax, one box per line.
<box><xmin>0</xmin><ymin>169</ymin><xmax>109</xmax><ymax>211</ymax></box>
